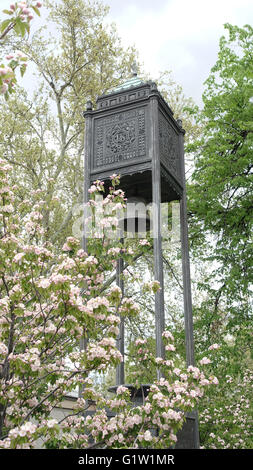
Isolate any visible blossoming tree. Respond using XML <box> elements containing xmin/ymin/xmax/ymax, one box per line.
<box><xmin>0</xmin><ymin>157</ymin><xmax>219</xmax><ymax>449</ymax></box>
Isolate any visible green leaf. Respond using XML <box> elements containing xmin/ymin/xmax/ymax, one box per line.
<box><xmin>0</xmin><ymin>18</ymin><xmax>12</xmax><ymax>32</ymax></box>
<box><xmin>2</xmin><ymin>10</ymin><xmax>14</xmax><ymax>15</ymax></box>
<box><xmin>20</xmin><ymin>64</ymin><xmax>26</xmax><ymax>77</ymax></box>
<box><xmin>15</xmin><ymin>18</ymin><xmax>26</xmax><ymax>37</ymax></box>
<box><xmin>24</xmin><ymin>22</ymin><xmax>30</xmax><ymax>34</ymax></box>
<box><xmin>32</xmin><ymin>6</ymin><xmax>41</xmax><ymax>16</ymax></box>
<box><xmin>14</xmin><ymin>22</ymin><xmax>21</xmax><ymax>36</ymax></box>
<box><xmin>9</xmin><ymin>61</ymin><xmax>19</xmax><ymax>72</ymax></box>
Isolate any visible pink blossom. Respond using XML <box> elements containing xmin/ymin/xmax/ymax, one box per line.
<box><xmin>200</xmin><ymin>378</ymin><xmax>210</xmax><ymax>386</ymax></box>
<box><xmin>108</xmin><ymin>247</ymin><xmax>121</xmax><ymax>255</ymax></box>
<box><xmin>85</xmin><ymin>255</ymin><xmax>98</xmax><ymax>265</ymax></box>
<box><xmin>62</xmin><ymin>242</ymin><xmax>71</xmax><ymax>251</ymax></box>
<box><xmin>17</xmin><ymin>2</ymin><xmax>27</xmax><ymax>10</ymax></box>
<box><xmin>107</xmin><ymin>314</ymin><xmax>120</xmax><ymax>324</ymax></box>
<box><xmin>9</xmin><ymin>428</ymin><xmax>19</xmax><ymax>439</ymax></box>
<box><xmin>21</xmin><ymin>422</ymin><xmax>37</xmax><ymax>434</ymax></box>
<box><xmin>155</xmin><ymin>357</ymin><xmax>164</xmax><ymax>364</ymax></box>
<box><xmin>0</xmin><ymin>343</ymin><xmax>8</xmax><ymax>355</ymax></box>
<box><xmin>110</xmin><ymin>173</ymin><xmax>119</xmax><ymax>179</ymax></box>
<box><xmin>143</xmin><ymin>402</ymin><xmax>152</xmax><ymax>414</ymax></box>
<box><xmin>1</xmin><ymin>203</ymin><xmax>14</xmax><ymax>212</ymax></box>
<box><xmin>210</xmin><ymin>376</ymin><xmax>219</xmax><ymax>385</ymax></box>
<box><xmin>169</xmin><ymin>432</ymin><xmax>177</xmax><ymax>442</ymax></box>
<box><xmin>132</xmin><ymin>414</ymin><xmax>142</xmax><ymax>425</ymax></box>
<box><xmin>46</xmin><ymin>419</ymin><xmax>58</xmax><ymax>428</ymax></box>
<box><xmin>162</xmin><ymin>330</ymin><xmax>174</xmax><ymax>341</ymax></box>
<box><xmin>208</xmin><ymin>343</ymin><xmax>220</xmax><ymax>350</ymax></box>
<box><xmin>180</xmin><ymin>373</ymin><xmax>188</xmax><ymax>381</ymax></box>
<box><xmin>16</xmin><ymin>51</ymin><xmax>27</xmax><ymax>59</ymax></box>
<box><xmin>116</xmin><ymin>385</ymin><xmax>128</xmax><ymax>395</ymax></box>
<box><xmin>200</xmin><ymin>357</ymin><xmax>211</xmax><ymax>365</ymax></box>
<box><xmin>88</xmin><ymin>185</ymin><xmax>97</xmax><ymax>193</ymax></box>
<box><xmin>45</xmin><ymin>322</ymin><xmax>57</xmax><ymax>334</ymax></box>
<box><xmin>162</xmin><ymin>409</ymin><xmax>182</xmax><ymax>421</ymax></box>
<box><xmin>27</xmin><ymin>397</ymin><xmax>38</xmax><ymax>407</ymax></box>
<box><xmin>50</xmin><ymin>273</ymin><xmax>70</xmax><ymax>284</ymax></box>
<box><xmin>17</xmin><ymin>2</ymin><xmax>27</xmax><ymax>7</ymax></box>
<box><xmin>139</xmin><ymin>239</ymin><xmax>150</xmax><ymax>246</ymax></box>
<box><xmin>117</xmin><ymin>433</ymin><xmax>124</xmax><ymax>442</ymax></box>
<box><xmin>0</xmin><ymin>66</ymin><xmax>12</xmax><ymax>76</ymax></box>
<box><xmin>37</xmin><ymin>278</ymin><xmax>51</xmax><ymax>288</ymax></box>
<box><xmin>13</xmin><ymin>252</ymin><xmax>25</xmax><ymax>264</ymax></box>
<box><xmin>143</xmin><ymin>430</ymin><xmax>153</xmax><ymax>441</ymax></box>
<box><xmin>165</xmin><ymin>344</ymin><xmax>175</xmax><ymax>352</ymax></box>
<box><xmin>187</xmin><ymin>365</ymin><xmax>201</xmax><ymax>377</ymax></box>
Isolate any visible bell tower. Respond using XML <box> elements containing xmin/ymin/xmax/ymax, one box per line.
<box><xmin>83</xmin><ymin>68</ymin><xmax>199</xmax><ymax>448</ymax></box>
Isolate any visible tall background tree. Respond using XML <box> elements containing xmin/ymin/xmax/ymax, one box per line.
<box><xmin>187</xmin><ymin>23</ymin><xmax>253</xmax><ymax>448</ymax></box>
<box><xmin>1</xmin><ymin>0</ymin><xmax>136</xmax><ymax>247</ymax></box>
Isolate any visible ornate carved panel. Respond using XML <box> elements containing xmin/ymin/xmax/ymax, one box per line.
<box><xmin>159</xmin><ymin>111</ymin><xmax>181</xmax><ymax>182</ymax></box>
<box><xmin>93</xmin><ymin>108</ymin><xmax>147</xmax><ymax>170</ymax></box>
<box><xmin>97</xmin><ymin>87</ymin><xmax>149</xmax><ymax>109</ymax></box>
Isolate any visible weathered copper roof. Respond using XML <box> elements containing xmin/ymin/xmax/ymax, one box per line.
<box><xmin>111</xmin><ymin>74</ymin><xmax>145</xmax><ymax>93</ymax></box>
<box><xmin>110</xmin><ymin>62</ymin><xmax>145</xmax><ymax>93</ymax></box>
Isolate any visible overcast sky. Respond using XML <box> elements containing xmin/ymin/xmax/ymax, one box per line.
<box><xmin>1</xmin><ymin>0</ymin><xmax>253</xmax><ymax>105</ymax></box>
<box><xmin>105</xmin><ymin>0</ymin><xmax>253</xmax><ymax>105</ymax></box>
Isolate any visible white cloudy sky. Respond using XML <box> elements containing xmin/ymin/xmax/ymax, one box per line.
<box><xmin>106</xmin><ymin>0</ymin><xmax>253</xmax><ymax>105</ymax></box>
<box><xmin>1</xmin><ymin>0</ymin><xmax>253</xmax><ymax>105</ymax></box>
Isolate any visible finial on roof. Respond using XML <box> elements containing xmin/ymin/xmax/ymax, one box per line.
<box><xmin>86</xmin><ymin>100</ymin><xmax>93</xmax><ymax>111</ymax></box>
<box><xmin>131</xmin><ymin>61</ymin><xmax>138</xmax><ymax>77</ymax></box>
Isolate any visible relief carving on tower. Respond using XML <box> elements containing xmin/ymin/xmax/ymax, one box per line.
<box><xmin>93</xmin><ymin>108</ymin><xmax>146</xmax><ymax>170</ymax></box>
<box><xmin>159</xmin><ymin>111</ymin><xmax>181</xmax><ymax>182</ymax></box>
<box><xmin>106</xmin><ymin>121</ymin><xmax>135</xmax><ymax>155</ymax></box>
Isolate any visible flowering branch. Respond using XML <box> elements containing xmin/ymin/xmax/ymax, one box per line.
<box><xmin>0</xmin><ymin>2</ymin><xmax>43</xmax><ymax>97</ymax></box>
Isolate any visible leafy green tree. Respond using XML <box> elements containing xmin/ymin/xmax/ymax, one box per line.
<box><xmin>188</xmin><ymin>23</ymin><xmax>253</xmax><ymax>298</ymax></box>
<box><xmin>186</xmin><ymin>23</ymin><xmax>253</xmax><ymax>449</ymax></box>
<box><xmin>156</xmin><ymin>70</ymin><xmax>201</xmax><ymax>145</ymax></box>
<box><xmin>0</xmin><ymin>0</ymin><xmax>136</xmax><ymax>247</ymax></box>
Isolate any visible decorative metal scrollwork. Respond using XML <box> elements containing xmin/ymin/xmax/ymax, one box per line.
<box><xmin>93</xmin><ymin>108</ymin><xmax>147</xmax><ymax>169</ymax></box>
<box><xmin>106</xmin><ymin>122</ymin><xmax>136</xmax><ymax>154</ymax></box>
<box><xmin>159</xmin><ymin>112</ymin><xmax>181</xmax><ymax>179</ymax></box>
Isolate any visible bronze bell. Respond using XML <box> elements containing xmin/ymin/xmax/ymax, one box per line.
<box><xmin>118</xmin><ymin>196</ymin><xmax>151</xmax><ymax>234</ymax></box>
